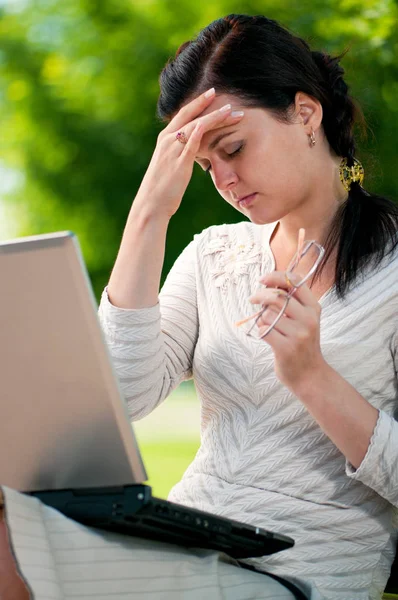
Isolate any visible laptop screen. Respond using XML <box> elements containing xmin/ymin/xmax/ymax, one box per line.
<box><xmin>0</xmin><ymin>232</ymin><xmax>147</xmax><ymax>492</ymax></box>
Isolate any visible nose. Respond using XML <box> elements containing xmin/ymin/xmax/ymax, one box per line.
<box><xmin>211</xmin><ymin>161</ymin><xmax>238</xmax><ymax>192</ymax></box>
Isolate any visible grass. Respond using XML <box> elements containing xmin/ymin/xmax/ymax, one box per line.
<box><xmin>139</xmin><ymin>440</ymin><xmax>200</xmax><ymax>499</ymax></box>
<box><xmin>133</xmin><ymin>382</ymin><xmax>201</xmax><ymax>499</ymax></box>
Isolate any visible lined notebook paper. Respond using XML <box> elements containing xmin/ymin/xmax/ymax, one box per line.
<box><xmin>2</xmin><ymin>486</ymin><xmax>294</xmax><ymax>600</ymax></box>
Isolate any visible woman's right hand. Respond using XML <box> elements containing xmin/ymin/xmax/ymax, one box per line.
<box><xmin>134</xmin><ymin>88</ymin><xmax>244</xmax><ymax>219</ymax></box>
<box><xmin>0</xmin><ymin>507</ymin><xmax>30</xmax><ymax>600</ymax></box>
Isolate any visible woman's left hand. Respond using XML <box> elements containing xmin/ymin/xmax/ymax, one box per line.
<box><xmin>249</xmin><ymin>271</ymin><xmax>327</xmax><ymax>392</ymax></box>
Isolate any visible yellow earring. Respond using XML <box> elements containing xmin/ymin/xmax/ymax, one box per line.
<box><xmin>339</xmin><ymin>157</ymin><xmax>365</xmax><ymax>192</ymax></box>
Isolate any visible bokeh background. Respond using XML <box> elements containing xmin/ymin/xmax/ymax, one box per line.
<box><xmin>1</xmin><ymin>0</ymin><xmax>397</xmax><ymax>497</ymax></box>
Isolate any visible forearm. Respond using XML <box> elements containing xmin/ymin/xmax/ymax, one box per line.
<box><xmin>292</xmin><ymin>361</ymin><xmax>379</xmax><ymax>470</ymax></box>
<box><xmin>107</xmin><ymin>197</ymin><xmax>170</xmax><ymax>309</ymax></box>
<box><xmin>100</xmin><ymin>208</ymin><xmax>201</xmax><ymax>418</ymax></box>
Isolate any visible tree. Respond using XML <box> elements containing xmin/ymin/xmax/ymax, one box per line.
<box><xmin>0</xmin><ymin>0</ymin><xmax>397</xmax><ymax>298</ymax></box>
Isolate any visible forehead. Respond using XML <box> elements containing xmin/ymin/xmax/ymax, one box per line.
<box><xmin>196</xmin><ymin>93</ymin><xmax>275</xmax><ymax>136</ymax></box>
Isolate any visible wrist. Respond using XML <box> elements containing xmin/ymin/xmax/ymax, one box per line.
<box><xmin>289</xmin><ymin>357</ymin><xmax>335</xmax><ymax>402</ymax></box>
<box><xmin>128</xmin><ymin>196</ymin><xmax>172</xmax><ymax>230</ymax></box>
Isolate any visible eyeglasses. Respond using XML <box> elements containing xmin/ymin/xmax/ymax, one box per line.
<box><xmin>236</xmin><ymin>239</ymin><xmax>325</xmax><ymax>340</ymax></box>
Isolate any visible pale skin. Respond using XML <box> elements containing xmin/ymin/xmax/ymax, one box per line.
<box><xmin>0</xmin><ymin>495</ymin><xmax>30</xmax><ymax>599</ymax></box>
<box><xmin>107</xmin><ymin>87</ymin><xmax>378</xmax><ymax>471</ymax></box>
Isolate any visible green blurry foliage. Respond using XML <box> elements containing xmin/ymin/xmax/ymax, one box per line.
<box><xmin>0</xmin><ymin>0</ymin><xmax>397</xmax><ymax>298</ymax></box>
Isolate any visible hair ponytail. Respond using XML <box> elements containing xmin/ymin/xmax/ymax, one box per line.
<box><xmin>322</xmin><ymin>181</ymin><xmax>398</xmax><ymax>297</ymax></box>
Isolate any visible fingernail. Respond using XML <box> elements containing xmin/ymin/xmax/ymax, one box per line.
<box><xmin>219</xmin><ymin>103</ymin><xmax>232</xmax><ymax>113</ymax></box>
<box><xmin>204</xmin><ymin>87</ymin><xmax>215</xmax><ymax>98</ymax></box>
<box><xmin>231</xmin><ymin>110</ymin><xmax>244</xmax><ymax>117</ymax></box>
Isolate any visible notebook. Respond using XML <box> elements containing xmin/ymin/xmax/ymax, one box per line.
<box><xmin>0</xmin><ymin>231</ymin><xmax>294</xmax><ymax>559</ymax></box>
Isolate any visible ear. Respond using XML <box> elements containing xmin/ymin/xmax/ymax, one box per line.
<box><xmin>294</xmin><ymin>91</ymin><xmax>323</xmax><ymax>134</ymax></box>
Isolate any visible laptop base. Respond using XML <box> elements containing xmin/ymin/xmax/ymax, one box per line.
<box><xmin>29</xmin><ymin>484</ymin><xmax>294</xmax><ymax>559</ymax></box>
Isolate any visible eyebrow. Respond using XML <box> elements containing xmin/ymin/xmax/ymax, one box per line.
<box><xmin>196</xmin><ymin>130</ymin><xmax>238</xmax><ymax>160</ymax></box>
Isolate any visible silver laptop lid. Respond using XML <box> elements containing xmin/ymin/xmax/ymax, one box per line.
<box><xmin>0</xmin><ymin>231</ymin><xmax>147</xmax><ymax>491</ymax></box>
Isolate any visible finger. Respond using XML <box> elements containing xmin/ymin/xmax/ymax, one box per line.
<box><xmin>249</xmin><ymin>289</ymin><xmax>307</xmax><ymax>322</ymax></box>
<box><xmin>180</xmin><ymin>121</ymin><xmax>203</xmax><ymax>160</ymax></box>
<box><xmin>259</xmin><ymin>271</ymin><xmax>318</xmax><ymax>308</ymax></box>
<box><xmin>257</xmin><ymin>307</ymin><xmax>297</xmax><ymax>337</ymax></box>
<box><xmin>191</xmin><ymin>103</ymin><xmax>244</xmax><ymax>135</ymax></box>
<box><xmin>172</xmin><ymin>102</ymin><xmax>243</xmax><ymax>147</ymax></box>
<box><xmin>249</xmin><ymin>289</ymin><xmax>288</xmax><ymax>309</ymax></box>
<box><xmin>166</xmin><ymin>106</ymin><xmax>243</xmax><ymax>157</ymax></box>
<box><xmin>164</xmin><ymin>88</ymin><xmax>216</xmax><ymax>134</ymax></box>
<box><xmin>179</xmin><ymin>109</ymin><xmax>244</xmax><ymax>160</ymax></box>
<box><xmin>257</xmin><ymin>309</ymin><xmax>309</xmax><ymax>353</ymax></box>
<box><xmin>256</xmin><ymin>306</ymin><xmax>284</xmax><ymax>329</ymax></box>
<box><xmin>257</xmin><ymin>322</ymin><xmax>286</xmax><ymax>348</ymax></box>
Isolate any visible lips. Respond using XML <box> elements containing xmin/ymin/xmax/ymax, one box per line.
<box><xmin>237</xmin><ymin>193</ymin><xmax>257</xmax><ymax>208</ymax></box>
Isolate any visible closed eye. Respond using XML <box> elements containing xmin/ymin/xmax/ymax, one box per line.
<box><xmin>205</xmin><ymin>143</ymin><xmax>244</xmax><ymax>174</ymax></box>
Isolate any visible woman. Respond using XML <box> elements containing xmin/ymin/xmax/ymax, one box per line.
<box><xmin>99</xmin><ymin>13</ymin><xmax>398</xmax><ymax>598</ymax></box>
<box><xmin>1</xmin><ymin>13</ymin><xmax>397</xmax><ymax>600</ymax></box>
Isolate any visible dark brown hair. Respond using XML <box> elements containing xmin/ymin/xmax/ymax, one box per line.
<box><xmin>157</xmin><ymin>14</ymin><xmax>398</xmax><ymax>297</ymax></box>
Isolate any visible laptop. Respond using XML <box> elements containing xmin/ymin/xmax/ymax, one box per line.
<box><xmin>0</xmin><ymin>231</ymin><xmax>294</xmax><ymax>559</ymax></box>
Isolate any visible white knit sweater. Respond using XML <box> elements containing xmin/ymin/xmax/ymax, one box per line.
<box><xmin>98</xmin><ymin>221</ymin><xmax>398</xmax><ymax>600</ymax></box>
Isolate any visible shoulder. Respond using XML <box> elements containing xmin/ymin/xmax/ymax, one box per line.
<box><xmin>342</xmin><ymin>241</ymin><xmax>398</xmax><ymax>310</ymax></box>
<box><xmin>363</xmin><ymin>242</ymin><xmax>398</xmax><ymax>284</ymax></box>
